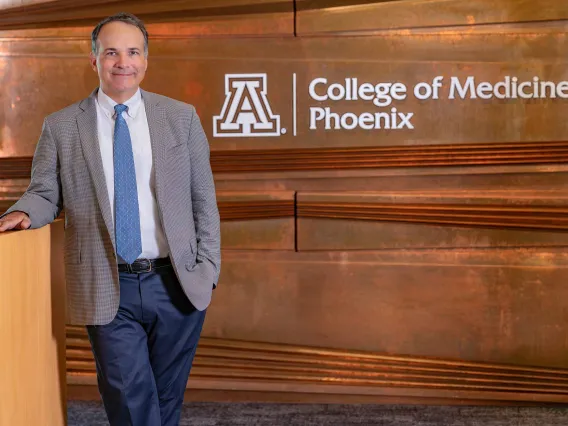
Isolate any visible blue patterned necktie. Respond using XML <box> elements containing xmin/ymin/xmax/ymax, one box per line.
<box><xmin>113</xmin><ymin>104</ymin><xmax>142</xmax><ymax>264</ymax></box>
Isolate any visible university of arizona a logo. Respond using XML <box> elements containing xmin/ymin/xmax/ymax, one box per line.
<box><xmin>213</xmin><ymin>74</ymin><xmax>282</xmax><ymax>137</ymax></box>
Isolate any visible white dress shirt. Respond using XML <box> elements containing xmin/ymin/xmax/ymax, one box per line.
<box><xmin>95</xmin><ymin>88</ymin><xmax>169</xmax><ymax>261</ymax></box>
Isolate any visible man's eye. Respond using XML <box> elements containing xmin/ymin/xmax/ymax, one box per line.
<box><xmin>130</xmin><ymin>51</ymin><xmax>139</xmax><ymax>55</ymax></box>
<box><xmin>106</xmin><ymin>51</ymin><xmax>116</xmax><ymax>56</ymax></box>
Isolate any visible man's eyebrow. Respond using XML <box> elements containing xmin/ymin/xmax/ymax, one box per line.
<box><xmin>102</xmin><ymin>47</ymin><xmax>142</xmax><ymax>52</ymax></box>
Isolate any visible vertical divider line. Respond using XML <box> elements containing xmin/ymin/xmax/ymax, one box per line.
<box><xmin>294</xmin><ymin>191</ymin><xmax>298</xmax><ymax>252</ymax></box>
<box><xmin>293</xmin><ymin>0</ymin><xmax>297</xmax><ymax>37</ymax></box>
<box><xmin>293</xmin><ymin>73</ymin><xmax>297</xmax><ymax>136</ymax></box>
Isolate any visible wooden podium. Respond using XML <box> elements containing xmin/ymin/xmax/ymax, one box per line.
<box><xmin>0</xmin><ymin>221</ymin><xmax>66</xmax><ymax>426</ymax></box>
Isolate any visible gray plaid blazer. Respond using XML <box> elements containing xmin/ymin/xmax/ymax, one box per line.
<box><xmin>3</xmin><ymin>89</ymin><xmax>221</xmax><ymax>325</ymax></box>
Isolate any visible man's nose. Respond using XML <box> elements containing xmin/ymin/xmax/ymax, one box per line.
<box><xmin>115</xmin><ymin>52</ymin><xmax>128</xmax><ymax>67</ymax></box>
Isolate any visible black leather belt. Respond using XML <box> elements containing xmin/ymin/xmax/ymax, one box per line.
<box><xmin>118</xmin><ymin>257</ymin><xmax>172</xmax><ymax>273</ymax></box>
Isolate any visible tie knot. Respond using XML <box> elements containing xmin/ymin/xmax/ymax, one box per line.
<box><xmin>114</xmin><ymin>104</ymin><xmax>128</xmax><ymax>115</ymax></box>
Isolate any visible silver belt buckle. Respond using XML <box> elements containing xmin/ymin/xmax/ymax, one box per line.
<box><xmin>139</xmin><ymin>258</ymin><xmax>152</xmax><ymax>273</ymax></box>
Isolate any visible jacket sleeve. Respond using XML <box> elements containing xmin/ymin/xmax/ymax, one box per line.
<box><xmin>187</xmin><ymin>106</ymin><xmax>221</xmax><ymax>286</ymax></box>
<box><xmin>1</xmin><ymin>118</ymin><xmax>62</xmax><ymax>228</ymax></box>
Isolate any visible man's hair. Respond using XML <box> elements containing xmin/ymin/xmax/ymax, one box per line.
<box><xmin>91</xmin><ymin>12</ymin><xmax>149</xmax><ymax>55</ymax></box>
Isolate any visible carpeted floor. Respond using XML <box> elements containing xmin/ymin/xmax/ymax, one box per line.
<box><xmin>67</xmin><ymin>400</ymin><xmax>568</xmax><ymax>425</ymax></box>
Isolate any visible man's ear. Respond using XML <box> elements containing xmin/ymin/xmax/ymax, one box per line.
<box><xmin>89</xmin><ymin>51</ymin><xmax>97</xmax><ymax>72</ymax></box>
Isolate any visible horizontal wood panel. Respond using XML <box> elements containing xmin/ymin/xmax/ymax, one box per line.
<box><xmin>211</xmin><ymin>143</ymin><xmax>568</xmax><ymax>173</ymax></box>
<box><xmin>212</xmin><ymin>166</ymin><xmax>568</xmax><ymax>197</ymax></box>
<box><xmin>5</xmin><ymin>164</ymin><xmax>568</xmax><ymax>197</ymax></box>
<box><xmin>69</xmin><ymin>384</ymin><xmax>562</xmax><ymax>405</ymax></box>
<box><xmin>5</xmin><ymin>140</ymin><xmax>568</xmax><ymax>180</ymax></box>
<box><xmin>296</xmin><ymin>191</ymin><xmax>568</xmax><ymax>250</ymax></box>
<box><xmin>69</xmin><ymin>376</ymin><xmax>568</xmax><ymax>405</ymax></box>
<box><xmin>219</xmin><ymin>200</ymin><xmax>294</xmax><ymax>220</ymax></box>
<box><xmin>65</xmin><ymin>326</ymin><xmax>568</xmax><ymax>402</ymax></box>
<box><xmin>298</xmin><ymin>203</ymin><xmax>568</xmax><ymax>231</ymax></box>
<box><xmin>2</xmin><ymin>24</ymin><xmax>566</xmax><ymax>60</ymax></box>
<box><xmin>297</xmin><ymin>0</ymin><xmax>568</xmax><ymax>35</ymax></box>
<box><xmin>297</xmin><ymin>190</ymin><xmax>568</xmax><ymax>206</ymax></box>
<box><xmin>0</xmin><ymin>0</ymin><xmax>293</xmax><ymax>31</ymax></box>
<box><xmin>217</xmin><ymin>191</ymin><xmax>295</xmax><ymax>249</ymax></box>
<box><xmin>0</xmin><ymin>157</ymin><xmax>32</xmax><ymax>179</ymax></box>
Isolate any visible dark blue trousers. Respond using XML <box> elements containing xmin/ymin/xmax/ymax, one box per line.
<box><xmin>86</xmin><ymin>265</ymin><xmax>206</xmax><ymax>426</ymax></box>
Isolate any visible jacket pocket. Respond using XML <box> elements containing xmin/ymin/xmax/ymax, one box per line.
<box><xmin>185</xmin><ymin>240</ymin><xmax>198</xmax><ymax>271</ymax></box>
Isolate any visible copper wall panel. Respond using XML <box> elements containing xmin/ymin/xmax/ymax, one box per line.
<box><xmin>221</xmin><ymin>218</ymin><xmax>295</xmax><ymax>250</ymax></box>
<box><xmin>298</xmin><ymin>218</ymin><xmax>568</xmax><ymax>251</ymax></box>
<box><xmin>297</xmin><ymin>0</ymin><xmax>568</xmax><ymax>34</ymax></box>
<box><xmin>217</xmin><ymin>191</ymin><xmax>295</xmax><ymax>250</ymax></box>
<box><xmin>121</xmin><ymin>32</ymin><xmax>568</xmax><ymax>150</ymax></box>
<box><xmin>1</xmin><ymin>25</ymin><xmax>568</xmax><ymax>158</ymax></box>
<box><xmin>206</xmin><ymin>249</ymin><xmax>568</xmax><ymax>369</ymax></box>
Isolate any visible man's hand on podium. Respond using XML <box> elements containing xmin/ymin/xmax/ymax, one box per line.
<box><xmin>0</xmin><ymin>212</ymin><xmax>31</xmax><ymax>232</ymax></box>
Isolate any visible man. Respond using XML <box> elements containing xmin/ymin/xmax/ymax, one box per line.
<box><xmin>0</xmin><ymin>12</ymin><xmax>221</xmax><ymax>426</ymax></box>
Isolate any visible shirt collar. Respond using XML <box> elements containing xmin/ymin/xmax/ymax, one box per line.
<box><xmin>97</xmin><ymin>88</ymin><xmax>142</xmax><ymax>119</ymax></box>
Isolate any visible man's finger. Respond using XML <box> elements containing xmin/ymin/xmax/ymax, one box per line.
<box><xmin>17</xmin><ymin>217</ymin><xmax>31</xmax><ymax>230</ymax></box>
<box><xmin>0</xmin><ymin>215</ymin><xmax>28</xmax><ymax>232</ymax></box>
<box><xmin>0</xmin><ymin>219</ymin><xmax>15</xmax><ymax>232</ymax></box>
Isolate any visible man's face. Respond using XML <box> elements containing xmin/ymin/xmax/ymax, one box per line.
<box><xmin>90</xmin><ymin>21</ymin><xmax>148</xmax><ymax>102</ymax></box>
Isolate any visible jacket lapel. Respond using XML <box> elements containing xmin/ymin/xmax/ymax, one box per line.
<box><xmin>76</xmin><ymin>89</ymin><xmax>116</xmax><ymax>250</ymax></box>
<box><xmin>141</xmin><ymin>90</ymin><xmax>167</xmax><ymax>212</ymax></box>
